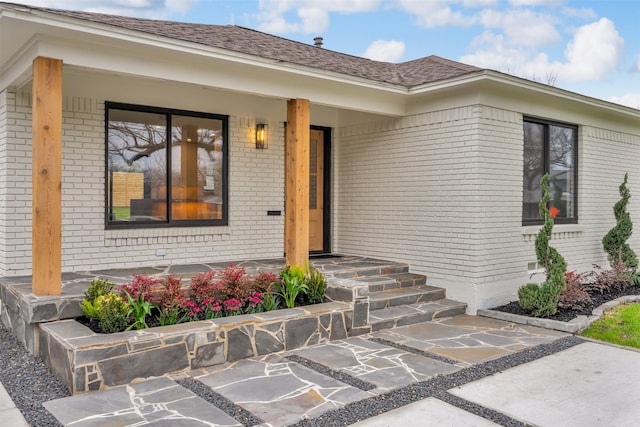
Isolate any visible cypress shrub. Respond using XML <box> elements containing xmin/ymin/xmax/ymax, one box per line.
<box><xmin>602</xmin><ymin>173</ymin><xmax>638</xmax><ymax>272</ymax></box>
<box><xmin>518</xmin><ymin>174</ymin><xmax>567</xmax><ymax>317</ymax></box>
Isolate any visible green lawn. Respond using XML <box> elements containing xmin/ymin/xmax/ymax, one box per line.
<box><xmin>581</xmin><ymin>303</ymin><xmax>640</xmax><ymax>349</ymax></box>
<box><xmin>112</xmin><ymin>207</ymin><xmax>131</xmax><ymax>220</ymax></box>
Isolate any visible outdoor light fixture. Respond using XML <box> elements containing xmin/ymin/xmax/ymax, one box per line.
<box><xmin>255</xmin><ymin>123</ymin><xmax>267</xmax><ymax>149</ymax></box>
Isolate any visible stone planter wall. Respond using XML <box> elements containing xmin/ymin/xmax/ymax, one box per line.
<box><xmin>39</xmin><ymin>302</ymin><xmax>352</xmax><ymax>394</ymax></box>
<box><xmin>0</xmin><ymin>278</ymin><xmax>85</xmax><ymax>355</ymax></box>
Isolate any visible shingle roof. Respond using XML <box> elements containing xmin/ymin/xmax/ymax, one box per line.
<box><xmin>2</xmin><ymin>2</ymin><xmax>482</xmax><ymax>87</ymax></box>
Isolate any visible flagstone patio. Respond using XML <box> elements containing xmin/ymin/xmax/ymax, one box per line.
<box><xmin>42</xmin><ymin>314</ymin><xmax>569</xmax><ymax>426</ymax></box>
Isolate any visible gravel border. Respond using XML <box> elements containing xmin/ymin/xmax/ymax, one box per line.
<box><xmin>0</xmin><ymin>324</ymin><xmax>69</xmax><ymax>426</ymax></box>
<box><xmin>288</xmin><ymin>336</ymin><xmax>585</xmax><ymax>427</ymax></box>
<box><xmin>285</xmin><ymin>355</ymin><xmax>377</xmax><ymax>391</ymax></box>
<box><xmin>0</xmin><ymin>321</ymin><xmax>584</xmax><ymax>427</ymax></box>
<box><xmin>368</xmin><ymin>337</ymin><xmax>460</xmax><ymax>365</ymax></box>
<box><xmin>176</xmin><ymin>377</ymin><xmax>264</xmax><ymax>427</ymax></box>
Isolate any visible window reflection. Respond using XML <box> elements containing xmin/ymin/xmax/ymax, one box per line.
<box><xmin>107</xmin><ymin>105</ymin><xmax>226</xmax><ymax>226</ymax></box>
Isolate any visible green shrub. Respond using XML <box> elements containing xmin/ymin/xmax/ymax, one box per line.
<box><xmin>518</xmin><ymin>283</ymin><xmax>539</xmax><ymax>312</ymax></box>
<box><xmin>80</xmin><ymin>278</ymin><xmax>115</xmax><ymax>319</ymax></box>
<box><xmin>304</xmin><ymin>268</ymin><xmax>326</xmax><ymax>304</ymax></box>
<box><xmin>261</xmin><ymin>292</ymin><xmax>280</xmax><ymax>311</ymax></box>
<box><xmin>518</xmin><ymin>174</ymin><xmax>567</xmax><ymax>317</ymax></box>
<box><xmin>602</xmin><ymin>173</ymin><xmax>638</xmax><ymax>272</ymax></box>
<box><xmin>94</xmin><ymin>293</ymin><xmax>129</xmax><ymax>333</ymax></box>
<box><xmin>124</xmin><ymin>291</ymin><xmax>154</xmax><ymax>330</ymax></box>
<box><xmin>277</xmin><ymin>265</ymin><xmax>308</xmax><ymax>308</ymax></box>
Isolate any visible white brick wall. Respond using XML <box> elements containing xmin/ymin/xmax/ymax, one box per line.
<box><xmin>3</xmin><ymin>90</ymin><xmax>640</xmax><ymax>314</ymax></box>
<box><xmin>0</xmin><ymin>90</ymin><xmax>8</xmax><ymax>274</ymax></box>
<box><xmin>0</xmin><ymin>95</ymin><xmax>285</xmax><ymax>276</ymax></box>
<box><xmin>0</xmin><ymin>91</ymin><xmax>32</xmax><ymax>275</ymax></box>
<box><xmin>334</xmin><ymin>104</ymin><xmax>640</xmax><ymax>312</ymax></box>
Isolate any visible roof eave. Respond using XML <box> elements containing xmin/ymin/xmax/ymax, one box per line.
<box><xmin>409</xmin><ymin>69</ymin><xmax>640</xmax><ymax>118</ymax></box>
<box><xmin>1</xmin><ymin>4</ymin><xmax>409</xmax><ymax>94</ymax></box>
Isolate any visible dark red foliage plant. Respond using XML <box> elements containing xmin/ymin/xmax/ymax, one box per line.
<box><xmin>189</xmin><ymin>270</ymin><xmax>220</xmax><ymax>305</ymax></box>
<box><xmin>253</xmin><ymin>271</ymin><xmax>279</xmax><ymax>293</ymax></box>
<box><xmin>215</xmin><ymin>264</ymin><xmax>252</xmax><ymax>300</ymax></box>
<box><xmin>583</xmin><ymin>263</ymin><xmax>634</xmax><ymax>294</ymax></box>
<box><xmin>558</xmin><ymin>270</ymin><xmax>592</xmax><ymax>311</ymax></box>
<box><xmin>159</xmin><ymin>275</ymin><xmax>186</xmax><ymax>311</ymax></box>
<box><xmin>119</xmin><ymin>274</ymin><xmax>163</xmax><ymax>302</ymax></box>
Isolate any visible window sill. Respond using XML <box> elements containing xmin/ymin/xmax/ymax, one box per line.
<box><xmin>522</xmin><ymin>224</ymin><xmax>584</xmax><ymax>241</ymax></box>
<box><xmin>105</xmin><ymin>226</ymin><xmax>231</xmax><ymax>247</ymax></box>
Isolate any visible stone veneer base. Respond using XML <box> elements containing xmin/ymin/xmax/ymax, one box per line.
<box><xmin>39</xmin><ymin>302</ymin><xmax>353</xmax><ymax>394</ymax></box>
<box><xmin>478</xmin><ymin>295</ymin><xmax>640</xmax><ymax>333</ymax></box>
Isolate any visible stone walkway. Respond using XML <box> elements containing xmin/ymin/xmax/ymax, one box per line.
<box><xmin>42</xmin><ymin>315</ymin><xmax>570</xmax><ymax>426</ymax></box>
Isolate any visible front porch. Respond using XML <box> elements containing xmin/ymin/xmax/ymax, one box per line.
<box><xmin>0</xmin><ymin>255</ymin><xmax>466</xmax><ymax>393</ymax></box>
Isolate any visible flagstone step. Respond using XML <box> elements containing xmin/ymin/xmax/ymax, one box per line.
<box><xmin>369</xmin><ymin>285</ymin><xmax>446</xmax><ymax>310</ymax></box>
<box><xmin>357</xmin><ymin>272</ymin><xmax>427</xmax><ymax>292</ymax></box>
<box><xmin>330</xmin><ymin>263</ymin><xmax>409</xmax><ymax>279</ymax></box>
<box><xmin>369</xmin><ymin>299</ymin><xmax>468</xmax><ymax>331</ymax></box>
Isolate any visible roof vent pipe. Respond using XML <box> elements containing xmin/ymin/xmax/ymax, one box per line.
<box><xmin>314</xmin><ymin>37</ymin><xmax>323</xmax><ymax>48</ymax></box>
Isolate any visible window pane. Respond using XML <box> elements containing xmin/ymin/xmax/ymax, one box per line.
<box><xmin>549</xmin><ymin>125</ymin><xmax>576</xmax><ymax>219</ymax></box>
<box><xmin>108</xmin><ymin>110</ymin><xmax>167</xmax><ymax>222</ymax></box>
<box><xmin>523</xmin><ymin>122</ymin><xmax>545</xmax><ymax>220</ymax></box>
<box><xmin>171</xmin><ymin>116</ymin><xmax>224</xmax><ymax>220</ymax></box>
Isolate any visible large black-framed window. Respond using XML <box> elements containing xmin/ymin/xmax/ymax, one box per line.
<box><xmin>105</xmin><ymin>102</ymin><xmax>228</xmax><ymax>228</ymax></box>
<box><xmin>522</xmin><ymin>117</ymin><xmax>578</xmax><ymax>225</ymax></box>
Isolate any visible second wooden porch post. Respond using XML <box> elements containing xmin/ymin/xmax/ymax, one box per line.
<box><xmin>285</xmin><ymin>99</ymin><xmax>310</xmax><ymax>268</ymax></box>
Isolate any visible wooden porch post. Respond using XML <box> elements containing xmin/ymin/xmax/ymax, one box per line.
<box><xmin>285</xmin><ymin>99</ymin><xmax>310</xmax><ymax>268</ymax></box>
<box><xmin>32</xmin><ymin>56</ymin><xmax>62</xmax><ymax>295</ymax></box>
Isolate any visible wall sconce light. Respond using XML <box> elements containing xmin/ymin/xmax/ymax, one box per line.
<box><xmin>255</xmin><ymin>123</ymin><xmax>267</xmax><ymax>149</ymax></box>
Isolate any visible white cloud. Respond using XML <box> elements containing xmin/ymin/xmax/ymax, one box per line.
<box><xmin>362</xmin><ymin>40</ymin><xmax>406</xmax><ymax>62</ymax></box>
<box><xmin>255</xmin><ymin>0</ymin><xmax>380</xmax><ymax>34</ymax></box>
<box><xmin>609</xmin><ymin>93</ymin><xmax>640</xmax><ymax>109</ymax></box>
<box><xmin>165</xmin><ymin>0</ymin><xmax>197</xmax><ymax>13</ymax></box>
<box><xmin>395</xmin><ymin>0</ymin><xmax>474</xmax><ymax>28</ymax></box>
<box><xmin>557</xmin><ymin>18</ymin><xmax>624</xmax><ymax>81</ymax></box>
<box><xmin>508</xmin><ymin>0</ymin><xmax>565</xmax><ymax>6</ymax></box>
<box><xmin>463</xmin><ymin>0</ymin><xmax>498</xmax><ymax>6</ymax></box>
<box><xmin>258</xmin><ymin>16</ymin><xmax>300</xmax><ymax>34</ymax></box>
<box><xmin>561</xmin><ymin>6</ymin><xmax>597</xmax><ymax>20</ymax></box>
<box><xmin>297</xmin><ymin>7</ymin><xmax>331</xmax><ymax>34</ymax></box>
<box><xmin>634</xmin><ymin>56</ymin><xmax>640</xmax><ymax>73</ymax></box>
<box><xmin>19</xmin><ymin>0</ymin><xmax>197</xmax><ymax>18</ymax></box>
<box><xmin>461</xmin><ymin>30</ymin><xmax>534</xmax><ymax>72</ymax></box>
<box><xmin>479</xmin><ymin>8</ymin><xmax>560</xmax><ymax>47</ymax></box>
<box><xmin>461</xmin><ymin>18</ymin><xmax>624</xmax><ymax>84</ymax></box>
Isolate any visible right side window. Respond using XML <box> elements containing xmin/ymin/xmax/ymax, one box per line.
<box><xmin>522</xmin><ymin>118</ymin><xmax>578</xmax><ymax>224</ymax></box>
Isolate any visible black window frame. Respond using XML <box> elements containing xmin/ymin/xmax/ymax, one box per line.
<box><xmin>522</xmin><ymin>117</ymin><xmax>578</xmax><ymax>226</ymax></box>
<box><xmin>105</xmin><ymin>101</ymin><xmax>229</xmax><ymax>229</ymax></box>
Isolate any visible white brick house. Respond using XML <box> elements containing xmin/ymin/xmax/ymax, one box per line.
<box><xmin>0</xmin><ymin>2</ymin><xmax>639</xmax><ymax>312</ymax></box>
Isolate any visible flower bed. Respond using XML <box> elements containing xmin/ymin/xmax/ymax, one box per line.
<box><xmin>80</xmin><ymin>264</ymin><xmax>327</xmax><ymax>334</ymax></box>
<box><xmin>42</xmin><ymin>300</ymin><xmax>353</xmax><ymax>394</ymax></box>
<box><xmin>483</xmin><ymin>267</ymin><xmax>640</xmax><ymax>332</ymax></box>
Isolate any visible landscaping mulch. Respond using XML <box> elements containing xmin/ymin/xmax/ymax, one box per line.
<box><xmin>491</xmin><ymin>284</ymin><xmax>640</xmax><ymax>322</ymax></box>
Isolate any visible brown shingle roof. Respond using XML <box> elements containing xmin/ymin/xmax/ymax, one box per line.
<box><xmin>2</xmin><ymin>2</ymin><xmax>481</xmax><ymax>87</ymax></box>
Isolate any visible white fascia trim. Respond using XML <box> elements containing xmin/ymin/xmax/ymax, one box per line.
<box><xmin>0</xmin><ymin>36</ymin><xmax>39</xmax><ymax>91</ymax></box>
<box><xmin>409</xmin><ymin>70</ymin><xmax>640</xmax><ymax>119</ymax></box>
<box><xmin>2</xmin><ymin>6</ymin><xmax>408</xmax><ymax>95</ymax></box>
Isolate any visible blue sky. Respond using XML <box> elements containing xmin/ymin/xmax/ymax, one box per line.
<box><xmin>23</xmin><ymin>0</ymin><xmax>640</xmax><ymax>108</ymax></box>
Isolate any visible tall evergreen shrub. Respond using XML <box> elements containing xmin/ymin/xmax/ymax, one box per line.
<box><xmin>518</xmin><ymin>174</ymin><xmax>567</xmax><ymax>317</ymax></box>
<box><xmin>602</xmin><ymin>173</ymin><xmax>638</xmax><ymax>272</ymax></box>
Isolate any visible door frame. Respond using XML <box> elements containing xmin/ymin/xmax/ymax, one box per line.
<box><xmin>311</xmin><ymin>125</ymin><xmax>332</xmax><ymax>255</ymax></box>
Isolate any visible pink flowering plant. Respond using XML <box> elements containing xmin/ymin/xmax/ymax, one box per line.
<box><xmin>158</xmin><ymin>275</ymin><xmax>187</xmax><ymax>326</ymax></box>
<box><xmin>202</xmin><ymin>298</ymin><xmax>223</xmax><ymax>319</ymax></box>
<box><xmin>82</xmin><ymin>263</ymin><xmax>326</xmax><ymax>333</ymax></box>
